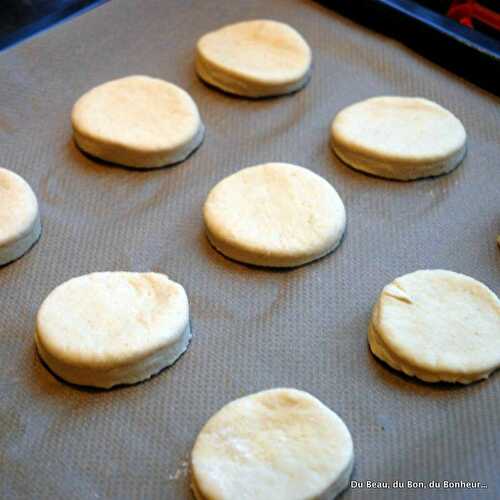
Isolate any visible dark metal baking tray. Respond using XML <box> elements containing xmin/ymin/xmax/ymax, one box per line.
<box><xmin>318</xmin><ymin>0</ymin><xmax>500</xmax><ymax>95</ymax></box>
<box><xmin>0</xmin><ymin>1</ymin><xmax>499</xmax><ymax>498</ymax></box>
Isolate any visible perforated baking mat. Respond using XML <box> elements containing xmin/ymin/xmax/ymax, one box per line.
<box><xmin>0</xmin><ymin>1</ymin><xmax>499</xmax><ymax>498</ymax></box>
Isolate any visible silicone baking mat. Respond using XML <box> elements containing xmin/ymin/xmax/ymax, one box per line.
<box><xmin>1</xmin><ymin>1</ymin><xmax>499</xmax><ymax>498</ymax></box>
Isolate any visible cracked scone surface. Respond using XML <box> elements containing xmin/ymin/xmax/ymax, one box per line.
<box><xmin>203</xmin><ymin>163</ymin><xmax>346</xmax><ymax>267</ymax></box>
<box><xmin>72</xmin><ymin>75</ymin><xmax>204</xmax><ymax>168</ymax></box>
<box><xmin>0</xmin><ymin>167</ymin><xmax>41</xmax><ymax>266</ymax></box>
<box><xmin>35</xmin><ymin>272</ymin><xmax>190</xmax><ymax>388</ymax></box>
<box><xmin>331</xmin><ymin>97</ymin><xmax>466</xmax><ymax>180</ymax></box>
<box><xmin>191</xmin><ymin>388</ymin><xmax>354</xmax><ymax>500</ymax></box>
<box><xmin>196</xmin><ymin>20</ymin><xmax>311</xmax><ymax>97</ymax></box>
<box><xmin>369</xmin><ymin>270</ymin><xmax>500</xmax><ymax>383</ymax></box>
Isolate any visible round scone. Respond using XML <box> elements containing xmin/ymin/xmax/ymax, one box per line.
<box><xmin>191</xmin><ymin>388</ymin><xmax>354</xmax><ymax>500</ymax></box>
<box><xmin>0</xmin><ymin>167</ymin><xmax>41</xmax><ymax>266</ymax></box>
<box><xmin>72</xmin><ymin>76</ymin><xmax>204</xmax><ymax>168</ymax></box>
<box><xmin>35</xmin><ymin>272</ymin><xmax>190</xmax><ymax>388</ymax></box>
<box><xmin>331</xmin><ymin>97</ymin><xmax>467</xmax><ymax>180</ymax></box>
<box><xmin>196</xmin><ymin>20</ymin><xmax>312</xmax><ymax>97</ymax></box>
<box><xmin>369</xmin><ymin>270</ymin><xmax>500</xmax><ymax>383</ymax></box>
<box><xmin>203</xmin><ymin>163</ymin><xmax>346</xmax><ymax>267</ymax></box>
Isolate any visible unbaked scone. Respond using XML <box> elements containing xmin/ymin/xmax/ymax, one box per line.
<box><xmin>196</xmin><ymin>20</ymin><xmax>312</xmax><ymax>97</ymax></box>
<box><xmin>35</xmin><ymin>272</ymin><xmax>190</xmax><ymax>388</ymax></box>
<box><xmin>203</xmin><ymin>162</ymin><xmax>346</xmax><ymax>267</ymax></box>
<box><xmin>0</xmin><ymin>167</ymin><xmax>41</xmax><ymax>266</ymax></box>
<box><xmin>369</xmin><ymin>270</ymin><xmax>500</xmax><ymax>383</ymax></box>
<box><xmin>72</xmin><ymin>76</ymin><xmax>204</xmax><ymax>168</ymax></box>
<box><xmin>331</xmin><ymin>97</ymin><xmax>466</xmax><ymax>180</ymax></box>
<box><xmin>191</xmin><ymin>388</ymin><xmax>354</xmax><ymax>500</ymax></box>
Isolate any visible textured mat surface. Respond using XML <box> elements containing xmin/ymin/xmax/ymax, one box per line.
<box><xmin>0</xmin><ymin>1</ymin><xmax>499</xmax><ymax>498</ymax></box>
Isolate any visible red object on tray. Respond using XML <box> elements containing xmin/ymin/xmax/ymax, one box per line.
<box><xmin>447</xmin><ymin>0</ymin><xmax>500</xmax><ymax>31</ymax></box>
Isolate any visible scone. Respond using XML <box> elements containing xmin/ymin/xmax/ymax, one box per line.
<box><xmin>196</xmin><ymin>20</ymin><xmax>312</xmax><ymax>97</ymax></box>
<box><xmin>331</xmin><ymin>97</ymin><xmax>466</xmax><ymax>180</ymax></box>
<box><xmin>72</xmin><ymin>76</ymin><xmax>204</xmax><ymax>168</ymax></box>
<box><xmin>191</xmin><ymin>388</ymin><xmax>354</xmax><ymax>500</ymax></box>
<box><xmin>203</xmin><ymin>162</ymin><xmax>346</xmax><ymax>267</ymax></box>
<box><xmin>369</xmin><ymin>270</ymin><xmax>500</xmax><ymax>383</ymax></box>
<box><xmin>36</xmin><ymin>272</ymin><xmax>191</xmax><ymax>388</ymax></box>
<box><xmin>0</xmin><ymin>167</ymin><xmax>41</xmax><ymax>266</ymax></box>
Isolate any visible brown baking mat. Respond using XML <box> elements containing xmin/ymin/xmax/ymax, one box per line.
<box><xmin>0</xmin><ymin>1</ymin><xmax>499</xmax><ymax>499</ymax></box>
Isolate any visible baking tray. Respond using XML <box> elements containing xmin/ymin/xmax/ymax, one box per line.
<box><xmin>318</xmin><ymin>0</ymin><xmax>500</xmax><ymax>96</ymax></box>
<box><xmin>0</xmin><ymin>0</ymin><xmax>108</xmax><ymax>52</ymax></box>
<box><xmin>0</xmin><ymin>1</ymin><xmax>499</xmax><ymax>499</ymax></box>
